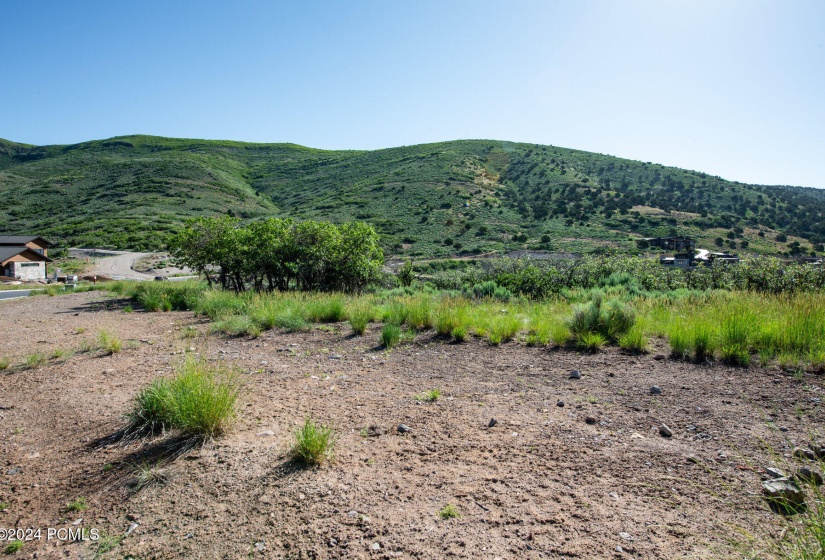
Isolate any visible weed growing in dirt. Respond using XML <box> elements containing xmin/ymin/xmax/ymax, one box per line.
<box><xmin>131</xmin><ymin>462</ymin><xmax>170</xmax><ymax>492</ymax></box>
<box><xmin>125</xmin><ymin>356</ymin><xmax>240</xmax><ymax>440</ymax></box>
<box><xmin>305</xmin><ymin>298</ymin><xmax>345</xmax><ymax>323</ymax></box>
<box><xmin>66</xmin><ymin>497</ymin><xmax>87</xmax><ymax>512</ymax></box>
<box><xmin>0</xmin><ymin>357</ymin><xmax>8</xmax><ymax>371</ymax></box>
<box><xmin>95</xmin><ymin>533</ymin><xmax>123</xmax><ymax>556</ymax></box>
<box><xmin>123</xmin><ymin>305</ymin><xmax>134</xmax><ymax>313</ymax></box>
<box><xmin>439</xmin><ymin>504</ymin><xmax>461</xmax><ymax>519</ymax></box>
<box><xmin>97</xmin><ymin>330</ymin><xmax>122</xmax><ymax>355</ymax></box>
<box><xmin>0</xmin><ymin>502</ymin><xmax>8</xmax><ymax>512</ymax></box>
<box><xmin>4</xmin><ymin>540</ymin><xmax>23</xmax><ymax>554</ymax></box>
<box><xmin>381</xmin><ymin>324</ymin><xmax>401</xmax><ymax>348</ymax></box>
<box><xmin>618</xmin><ymin>325</ymin><xmax>648</xmax><ymax>353</ymax></box>
<box><xmin>291</xmin><ymin>417</ymin><xmax>336</xmax><ymax>466</ymax></box>
<box><xmin>181</xmin><ymin>326</ymin><xmax>199</xmax><ymax>338</ymax></box>
<box><xmin>415</xmin><ymin>389</ymin><xmax>441</xmax><ymax>402</ymax></box>
<box><xmin>24</xmin><ymin>353</ymin><xmax>46</xmax><ymax>369</ymax></box>
<box><xmin>49</xmin><ymin>348</ymin><xmax>69</xmax><ymax>361</ymax></box>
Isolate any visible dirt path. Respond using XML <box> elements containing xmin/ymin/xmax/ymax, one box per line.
<box><xmin>70</xmin><ymin>249</ymin><xmax>157</xmax><ymax>280</ymax></box>
<box><xmin>0</xmin><ymin>292</ymin><xmax>820</xmax><ymax>559</ymax></box>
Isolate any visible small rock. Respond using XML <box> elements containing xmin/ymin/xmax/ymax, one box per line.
<box><xmin>794</xmin><ymin>447</ymin><xmax>816</xmax><ymax>460</ymax></box>
<box><xmin>397</xmin><ymin>424</ymin><xmax>411</xmax><ymax>433</ymax></box>
<box><xmin>686</xmin><ymin>456</ymin><xmax>699</xmax><ymax>464</ymax></box>
<box><xmin>616</xmin><ymin>545</ymin><xmax>624</xmax><ymax>553</ymax></box>
<box><xmin>488</xmin><ymin>418</ymin><xmax>498</xmax><ymax>428</ymax></box>
<box><xmin>126</xmin><ymin>514</ymin><xmax>139</xmax><ymax>522</ymax></box>
<box><xmin>653</xmin><ymin>354</ymin><xmax>666</xmax><ymax>361</ymax></box>
<box><xmin>780</xmin><ymin>427</ymin><xmax>789</xmax><ymax>432</ymax></box>
<box><xmin>125</xmin><ymin>522</ymin><xmax>139</xmax><ymax>537</ymax></box>
<box><xmin>366</xmin><ymin>425</ymin><xmax>385</xmax><ymax>437</ymax></box>
<box><xmin>72</xmin><ymin>518</ymin><xmax>83</xmax><ymax>526</ymax></box>
<box><xmin>569</xmin><ymin>370</ymin><xmax>581</xmax><ymax>379</ymax></box>
<box><xmin>329</xmin><ymin>354</ymin><xmax>342</xmax><ymax>360</ymax></box>
<box><xmin>658</xmin><ymin>424</ymin><xmax>673</xmax><ymax>438</ymax></box>
<box><xmin>103</xmin><ymin>369</ymin><xmax>115</xmax><ymax>374</ymax></box>
<box><xmin>6</xmin><ymin>468</ymin><xmax>20</xmax><ymax>475</ymax></box>
<box><xmin>585</xmin><ymin>416</ymin><xmax>598</xmax><ymax>425</ymax></box>
<box><xmin>766</xmin><ymin>467</ymin><xmax>787</xmax><ymax>479</ymax></box>
<box><xmin>649</xmin><ymin>386</ymin><xmax>662</xmax><ymax>395</ymax></box>
<box><xmin>257</xmin><ymin>430</ymin><xmax>275</xmax><ymax>437</ymax></box>
<box><xmin>371</xmin><ymin>542</ymin><xmax>381</xmax><ymax>551</ymax></box>
<box><xmin>347</xmin><ymin>510</ymin><xmax>358</xmax><ymax>517</ymax></box>
<box><xmin>813</xmin><ymin>445</ymin><xmax>825</xmax><ymax>458</ymax></box>
<box><xmin>556</xmin><ymin>401</ymin><xmax>565</xmax><ymax>408</ymax></box>
<box><xmin>797</xmin><ymin>467</ymin><xmax>824</xmax><ymax>486</ymax></box>
<box><xmin>329</xmin><ymin>538</ymin><xmax>338</xmax><ymax>547</ymax></box>
<box><xmin>255</xmin><ymin>542</ymin><xmax>265</xmax><ymax>552</ymax></box>
<box><xmin>619</xmin><ymin>532</ymin><xmax>634</xmax><ymax>542</ymax></box>
<box><xmin>763</xmin><ymin>477</ymin><xmax>806</xmax><ymax>511</ymax></box>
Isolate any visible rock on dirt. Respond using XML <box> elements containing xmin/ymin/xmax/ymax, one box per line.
<box><xmin>569</xmin><ymin>370</ymin><xmax>581</xmax><ymax>379</ymax></box>
<box><xmin>659</xmin><ymin>424</ymin><xmax>673</xmax><ymax>438</ymax></box>
<box><xmin>763</xmin><ymin>478</ymin><xmax>806</xmax><ymax>510</ymax></box>
<box><xmin>765</xmin><ymin>467</ymin><xmax>788</xmax><ymax>479</ymax></box>
<box><xmin>650</xmin><ymin>386</ymin><xmax>662</xmax><ymax>395</ymax></box>
<box><xmin>794</xmin><ymin>447</ymin><xmax>816</xmax><ymax>460</ymax></box>
<box><xmin>797</xmin><ymin>467</ymin><xmax>824</xmax><ymax>486</ymax></box>
<box><xmin>585</xmin><ymin>416</ymin><xmax>598</xmax><ymax>425</ymax></box>
<box><xmin>397</xmin><ymin>424</ymin><xmax>411</xmax><ymax>433</ymax></box>
<box><xmin>488</xmin><ymin>418</ymin><xmax>498</xmax><ymax>428</ymax></box>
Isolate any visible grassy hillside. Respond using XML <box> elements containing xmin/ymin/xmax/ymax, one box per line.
<box><xmin>0</xmin><ymin>134</ymin><xmax>822</xmax><ymax>257</ymax></box>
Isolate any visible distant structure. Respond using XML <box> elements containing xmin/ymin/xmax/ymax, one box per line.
<box><xmin>0</xmin><ymin>235</ymin><xmax>53</xmax><ymax>280</ymax></box>
<box><xmin>660</xmin><ymin>250</ymin><xmax>739</xmax><ymax>269</ymax></box>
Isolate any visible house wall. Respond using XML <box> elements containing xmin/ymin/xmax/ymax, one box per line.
<box><xmin>24</xmin><ymin>240</ymin><xmax>48</xmax><ymax>256</ymax></box>
<box><xmin>10</xmin><ymin>261</ymin><xmax>46</xmax><ymax>280</ymax></box>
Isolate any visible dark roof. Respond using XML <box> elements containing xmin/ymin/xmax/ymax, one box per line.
<box><xmin>0</xmin><ymin>246</ymin><xmax>53</xmax><ymax>264</ymax></box>
<box><xmin>0</xmin><ymin>235</ymin><xmax>52</xmax><ymax>246</ymax></box>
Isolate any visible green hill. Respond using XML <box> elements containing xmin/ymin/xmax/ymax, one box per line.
<box><xmin>0</xmin><ymin>134</ymin><xmax>822</xmax><ymax>258</ymax></box>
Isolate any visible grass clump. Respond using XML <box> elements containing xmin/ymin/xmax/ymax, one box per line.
<box><xmin>568</xmin><ymin>292</ymin><xmax>635</xmax><ymax>348</ymax></box>
<box><xmin>439</xmin><ymin>504</ymin><xmax>461</xmax><ymax>519</ymax></box>
<box><xmin>0</xmin><ymin>357</ymin><xmax>9</xmax><ymax>371</ymax></box>
<box><xmin>131</xmin><ymin>461</ymin><xmax>171</xmax><ymax>493</ymax></box>
<box><xmin>291</xmin><ymin>416</ymin><xmax>336</xmax><ymax>466</ymax></box>
<box><xmin>126</xmin><ymin>356</ymin><xmax>240</xmax><ymax>440</ymax></box>
<box><xmin>66</xmin><ymin>497</ymin><xmax>88</xmax><ymax>512</ymax></box>
<box><xmin>4</xmin><ymin>540</ymin><xmax>23</xmax><ymax>554</ymax></box>
<box><xmin>305</xmin><ymin>298</ymin><xmax>345</xmax><ymax>323</ymax></box>
<box><xmin>576</xmin><ymin>332</ymin><xmax>606</xmax><ymax>352</ymax></box>
<box><xmin>347</xmin><ymin>302</ymin><xmax>374</xmax><ymax>336</ymax></box>
<box><xmin>618</xmin><ymin>326</ymin><xmax>648</xmax><ymax>353</ymax></box>
<box><xmin>98</xmin><ymin>330</ymin><xmax>123</xmax><ymax>354</ymax></box>
<box><xmin>415</xmin><ymin>388</ymin><xmax>441</xmax><ymax>402</ymax></box>
<box><xmin>24</xmin><ymin>353</ymin><xmax>46</xmax><ymax>369</ymax></box>
<box><xmin>381</xmin><ymin>324</ymin><xmax>401</xmax><ymax>348</ymax></box>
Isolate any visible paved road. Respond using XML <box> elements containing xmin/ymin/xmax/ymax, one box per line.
<box><xmin>0</xmin><ymin>290</ymin><xmax>31</xmax><ymax>300</ymax></box>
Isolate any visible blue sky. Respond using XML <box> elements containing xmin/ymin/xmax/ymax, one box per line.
<box><xmin>2</xmin><ymin>0</ymin><xmax>823</xmax><ymax>187</ymax></box>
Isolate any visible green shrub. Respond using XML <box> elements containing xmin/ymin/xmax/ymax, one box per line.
<box><xmin>668</xmin><ymin>327</ymin><xmax>690</xmax><ymax>359</ymax></box>
<box><xmin>487</xmin><ymin>315</ymin><xmax>521</xmax><ymax>345</ymax></box>
<box><xmin>381</xmin><ymin>324</ymin><xmax>401</xmax><ymax>348</ymax></box>
<box><xmin>4</xmin><ymin>540</ymin><xmax>23</xmax><ymax>554</ymax></box>
<box><xmin>0</xmin><ymin>357</ymin><xmax>9</xmax><ymax>371</ymax></box>
<box><xmin>691</xmin><ymin>324</ymin><xmax>715</xmax><ymax>361</ymax></box>
<box><xmin>126</xmin><ymin>378</ymin><xmax>174</xmax><ymax>435</ymax></box>
<box><xmin>274</xmin><ymin>309</ymin><xmax>311</xmax><ymax>332</ymax></box>
<box><xmin>568</xmin><ymin>293</ymin><xmax>634</xmax><ymax>345</ymax></box>
<box><xmin>466</xmin><ymin>281</ymin><xmax>512</xmax><ymax>301</ymax></box>
<box><xmin>405</xmin><ymin>299</ymin><xmax>433</xmax><ymax>330</ymax></box>
<box><xmin>291</xmin><ymin>417</ymin><xmax>336</xmax><ymax>466</ymax></box>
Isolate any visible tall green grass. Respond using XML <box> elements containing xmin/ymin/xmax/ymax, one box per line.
<box><xmin>126</xmin><ymin>355</ymin><xmax>240</xmax><ymax>439</ymax></box>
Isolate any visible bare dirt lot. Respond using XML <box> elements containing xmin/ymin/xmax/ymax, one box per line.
<box><xmin>0</xmin><ymin>292</ymin><xmax>823</xmax><ymax>559</ymax></box>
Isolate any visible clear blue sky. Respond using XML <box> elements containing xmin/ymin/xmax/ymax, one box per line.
<box><xmin>2</xmin><ymin>0</ymin><xmax>823</xmax><ymax>187</ymax></box>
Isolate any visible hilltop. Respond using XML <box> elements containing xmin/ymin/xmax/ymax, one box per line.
<box><xmin>0</xmin><ymin>134</ymin><xmax>823</xmax><ymax>257</ymax></box>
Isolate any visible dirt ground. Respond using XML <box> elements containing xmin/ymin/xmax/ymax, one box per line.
<box><xmin>0</xmin><ymin>292</ymin><xmax>823</xmax><ymax>559</ymax></box>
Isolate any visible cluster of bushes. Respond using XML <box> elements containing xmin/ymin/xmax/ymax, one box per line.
<box><xmin>429</xmin><ymin>255</ymin><xmax>825</xmax><ymax>297</ymax></box>
<box><xmin>168</xmin><ymin>216</ymin><xmax>384</xmax><ymax>293</ymax></box>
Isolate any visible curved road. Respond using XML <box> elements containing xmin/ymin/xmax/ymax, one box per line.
<box><xmin>85</xmin><ymin>251</ymin><xmax>157</xmax><ymax>280</ymax></box>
